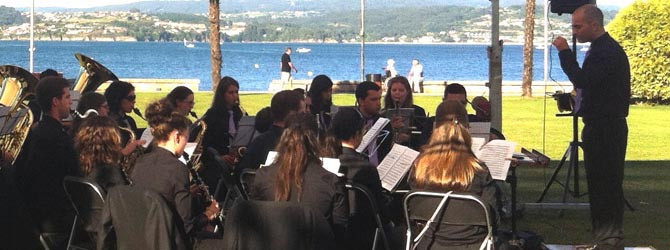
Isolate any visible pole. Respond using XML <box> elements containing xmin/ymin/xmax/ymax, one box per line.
<box><xmin>489</xmin><ymin>0</ymin><xmax>502</xmax><ymax>131</ymax></box>
<box><xmin>360</xmin><ymin>0</ymin><xmax>365</xmax><ymax>81</ymax></box>
<box><xmin>29</xmin><ymin>0</ymin><xmax>35</xmax><ymax>73</ymax></box>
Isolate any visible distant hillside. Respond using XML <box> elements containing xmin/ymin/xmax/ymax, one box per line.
<box><xmin>22</xmin><ymin>0</ymin><xmax>622</xmax><ymax>14</ymax></box>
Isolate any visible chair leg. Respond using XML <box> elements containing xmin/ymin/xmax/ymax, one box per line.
<box><xmin>39</xmin><ymin>235</ymin><xmax>51</xmax><ymax>250</ymax></box>
<box><xmin>66</xmin><ymin>215</ymin><xmax>78</xmax><ymax>250</ymax></box>
<box><xmin>372</xmin><ymin>228</ymin><xmax>379</xmax><ymax>250</ymax></box>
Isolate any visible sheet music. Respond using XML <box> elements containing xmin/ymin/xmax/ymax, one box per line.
<box><xmin>377</xmin><ymin>144</ymin><xmax>419</xmax><ymax>191</ymax></box>
<box><xmin>178</xmin><ymin>143</ymin><xmax>198</xmax><ymax>164</ymax></box>
<box><xmin>356</xmin><ymin>117</ymin><xmax>390</xmax><ymax>153</ymax></box>
<box><xmin>469</xmin><ymin>122</ymin><xmax>491</xmax><ymax>142</ymax></box>
<box><xmin>0</xmin><ymin>108</ymin><xmax>28</xmax><ymax>135</ymax></box>
<box><xmin>262</xmin><ymin>151</ymin><xmax>342</xmax><ymax>176</ymax></box>
<box><xmin>139</xmin><ymin>128</ymin><xmax>153</xmax><ymax>148</ymax></box>
<box><xmin>0</xmin><ymin>106</ymin><xmax>10</xmax><ymax>117</ymax></box>
<box><xmin>475</xmin><ymin>140</ymin><xmax>516</xmax><ymax>180</ymax></box>
<box><xmin>471</xmin><ymin>137</ymin><xmax>486</xmax><ymax>155</ymax></box>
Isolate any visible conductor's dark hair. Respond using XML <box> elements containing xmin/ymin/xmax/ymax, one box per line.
<box><xmin>36</xmin><ymin>76</ymin><xmax>70</xmax><ymax>113</ymax></box>
<box><xmin>167</xmin><ymin>86</ymin><xmax>194</xmax><ymax>106</ymax></box>
<box><xmin>271</xmin><ymin>90</ymin><xmax>303</xmax><ymax>123</ymax></box>
<box><xmin>104</xmin><ymin>80</ymin><xmax>134</xmax><ymax>113</ymax></box>
<box><xmin>355</xmin><ymin>81</ymin><xmax>381</xmax><ymax>101</ymax></box>
<box><xmin>444</xmin><ymin>83</ymin><xmax>467</xmax><ymax>98</ymax></box>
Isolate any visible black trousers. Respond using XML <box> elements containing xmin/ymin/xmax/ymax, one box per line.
<box><xmin>581</xmin><ymin>117</ymin><xmax>627</xmax><ymax>249</ymax></box>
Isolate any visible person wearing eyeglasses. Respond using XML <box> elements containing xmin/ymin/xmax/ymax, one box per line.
<box><xmin>104</xmin><ymin>81</ymin><xmax>141</xmax><ymax>144</ymax></box>
<box><xmin>167</xmin><ymin>86</ymin><xmax>196</xmax><ymax>118</ymax></box>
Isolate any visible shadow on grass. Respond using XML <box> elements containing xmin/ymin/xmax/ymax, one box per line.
<box><xmin>512</xmin><ymin>160</ymin><xmax>670</xmax><ymax>248</ymax></box>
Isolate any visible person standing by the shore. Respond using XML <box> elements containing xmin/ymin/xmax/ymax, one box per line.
<box><xmin>408</xmin><ymin>59</ymin><xmax>424</xmax><ymax>93</ymax></box>
<box><xmin>280</xmin><ymin>47</ymin><xmax>298</xmax><ymax>89</ymax></box>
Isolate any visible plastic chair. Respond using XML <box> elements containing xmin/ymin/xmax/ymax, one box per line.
<box><xmin>62</xmin><ymin>176</ymin><xmax>106</xmax><ymax>250</ymax></box>
<box><xmin>403</xmin><ymin>191</ymin><xmax>494</xmax><ymax>250</ymax></box>
<box><xmin>345</xmin><ymin>182</ymin><xmax>390</xmax><ymax>250</ymax></box>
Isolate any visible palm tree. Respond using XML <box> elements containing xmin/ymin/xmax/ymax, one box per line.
<box><xmin>209</xmin><ymin>0</ymin><xmax>221</xmax><ymax>91</ymax></box>
<box><xmin>521</xmin><ymin>0</ymin><xmax>535</xmax><ymax>97</ymax></box>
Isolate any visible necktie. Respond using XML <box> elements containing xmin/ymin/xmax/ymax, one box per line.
<box><xmin>228</xmin><ymin>110</ymin><xmax>237</xmax><ymax>137</ymax></box>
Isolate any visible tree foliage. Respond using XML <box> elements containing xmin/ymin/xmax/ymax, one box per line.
<box><xmin>608</xmin><ymin>0</ymin><xmax>670</xmax><ymax>103</ymax></box>
<box><xmin>0</xmin><ymin>6</ymin><xmax>26</xmax><ymax>26</ymax></box>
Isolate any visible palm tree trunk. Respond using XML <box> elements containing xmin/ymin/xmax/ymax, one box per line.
<box><xmin>521</xmin><ymin>0</ymin><xmax>535</xmax><ymax>97</ymax></box>
<box><xmin>209</xmin><ymin>0</ymin><xmax>221</xmax><ymax>91</ymax></box>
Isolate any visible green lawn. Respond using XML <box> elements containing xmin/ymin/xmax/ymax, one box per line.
<box><xmin>133</xmin><ymin>92</ymin><xmax>670</xmax><ymax>248</ymax></box>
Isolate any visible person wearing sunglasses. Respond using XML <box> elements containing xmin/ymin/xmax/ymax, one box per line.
<box><xmin>104</xmin><ymin>80</ymin><xmax>144</xmax><ymax>150</ymax></box>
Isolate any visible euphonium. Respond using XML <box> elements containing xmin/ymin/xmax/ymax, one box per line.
<box><xmin>0</xmin><ymin>65</ymin><xmax>38</xmax><ymax>164</ymax></box>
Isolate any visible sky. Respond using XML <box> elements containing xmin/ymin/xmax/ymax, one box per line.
<box><xmin>0</xmin><ymin>0</ymin><xmax>637</xmax><ymax>9</ymax></box>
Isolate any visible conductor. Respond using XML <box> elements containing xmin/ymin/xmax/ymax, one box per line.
<box><xmin>553</xmin><ymin>4</ymin><xmax>630</xmax><ymax>249</ymax></box>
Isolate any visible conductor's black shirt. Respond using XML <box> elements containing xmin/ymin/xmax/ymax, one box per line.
<box><xmin>558</xmin><ymin>32</ymin><xmax>630</xmax><ymax>119</ymax></box>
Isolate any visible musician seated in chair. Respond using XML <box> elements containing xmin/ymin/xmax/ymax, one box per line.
<box><xmin>104</xmin><ymin>81</ymin><xmax>144</xmax><ymax>153</ymax></box>
<box><xmin>382</xmin><ymin>76</ymin><xmax>427</xmax><ymax>149</ymax></box>
<box><xmin>408</xmin><ymin>101</ymin><xmax>500</xmax><ymax>250</ymax></box>
<box><xmin>167</xmin><ymin>86</ymin><xmax>196</xmax><ymax>119</ymax></box>
<box><xmin>131</xmin><ymin>99</ymin><xmax>221</xmax><ymax>246</ymax></box>
<box><xmin>323</xmin><ymin>107</ymin><xmax>394</xmax><ymax>249</ymax></box>
<box><xmin>249</xmin><ymin>113</ymin><xmax>348</xmax><ymax>245</ymax></box>
<box><xmin>70</xmin><ymin>92</ymin><xmax>109</xmax><ymax>136</ymax></box>
<box><xmin>200</xmin><ymin>77</ymin><xmax>244</xmax><ymax>191</ymax></box>
<box><xmin>307</xmin><ymin>74</ymin><xmax>335</xmax><ymax>135</ymax></box>
<box><xmin>73</xmin><ymin>115</ymin><xmax>129</xmax><ymax>240</ymax></box>
<box><xmin>21</xmin><ymin>76</ymin><xmax>78</xmax><ymax>249</ymax></box>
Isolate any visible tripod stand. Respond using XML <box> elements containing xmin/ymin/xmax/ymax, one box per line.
<box><xmin>535</xmin><ymin>112</ymin><xmax>587</xmax><ymax>206</ymax></box>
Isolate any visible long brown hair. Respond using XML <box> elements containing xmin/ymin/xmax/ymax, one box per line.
<box><xmin>383</xmin><ymin>76</ymin><xmax>414</xmax><ymax>110</ymax></box>
<box><xmin>145</xmin><ymin>98</ymin><xmax>190</xmax><ymax>142</ymax></box>
<box><xmin>273</xmin><ymin>113</ymin><xmax>322</xmax><ymax>201</ymax></box>
<box><xmin>75</xmin><ymin>116</ymin><xmax>122</xmax><ymax>175</ymax></box>
<box><xmin>411</xmin><ymin>105</ymin><xmax>482</xmax><ymax>191</ymax></box>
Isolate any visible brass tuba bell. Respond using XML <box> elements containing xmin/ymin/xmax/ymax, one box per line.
<box><xmin>0</xmin><ymin>65</ymin><xmax>39</xmax><ymax>164</ymax></box>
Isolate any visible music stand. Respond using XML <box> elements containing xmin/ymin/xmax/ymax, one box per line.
<box><xmin>528</xmin><ymin>37</ymin><xmax>587</xmax><ymax>211</ymax></box>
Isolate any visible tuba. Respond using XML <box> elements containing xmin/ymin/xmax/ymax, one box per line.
<box><xmin>0</xmin><ymin>65</ymin><xmax>38</xmax><ymax>164</ymax></box>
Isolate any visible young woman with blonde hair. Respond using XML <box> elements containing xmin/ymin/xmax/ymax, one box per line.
<box><xmin>408</xmin><ymin>100</ymin><xmax>499</xmax><ymax>249</ymax></box>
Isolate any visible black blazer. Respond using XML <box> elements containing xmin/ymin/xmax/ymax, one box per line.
<box><xmin>339</xmin><ymin>147</ymin><xmax>387</xmax><ymax>215</ymax></box>
<box><xmin>202</xmin><ymin>106</ymin><xmax>243</xmax><ymax>155</ymax></box>
<box><xmin>110</xmin><ymin>112</ymin><xmax>140</xmax><ymax>146</ymax></box>
<box><xmin>238</xmin><ymin>125</ymin><xmax>283</xmax><ymax>171</ymax></box>
<box><xmin>131</xmin><ymin>147</ymin><xmax>207</xmax><ymax>237</ymax></box>
<box><xmin>248</xmin><ymin>160</ymin><xmax>348</xmax><ymax>235</ymax></box>
<box><xmin>22</xmin><ymin>115</ymin><xmax>79</xmax><ymax>233</ymax></box>
<box><xmin>408</xmin><ymin>165</ymin><xmax>500</xmax><ymax>248</ymax></box>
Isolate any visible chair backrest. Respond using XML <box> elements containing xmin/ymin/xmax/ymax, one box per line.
<box><xmin>239</xmin><ymin>169</ymin><xmax>256</xmax><ymax>198</ymax></box>
<box><xmin>62</xmin><ymin>176</ymin><xmax>106</xmax><ymax>234</ymax></box>
<box><xmin>98</xmin><ymin>185</ymin><xmax>187</xmax><ymax>250</ymax></box>
<box><xmin>403</xmin><ymin>191</ymin><xmax>493</xmax><ymax>250</ymax></box>
<box><xmin>345</xmin><ymin>182</ymin><xmax>390</xmax><ymax>250</ymax></box>
<box><xmin>223</xmin><ymin>200</ymin><xmax>335</xmax><ymax>250</ymax></box>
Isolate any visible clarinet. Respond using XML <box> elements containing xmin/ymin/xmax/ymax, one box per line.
<box><xmin>184</xmin><ymin>153</ymin><xmax>214</xmax><ymax>206</ymax></box>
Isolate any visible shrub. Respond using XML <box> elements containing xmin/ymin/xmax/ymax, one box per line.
<box><xmin>607</xmin><ymin>0</ymin><xmax>670</xmax><ymax>103</ymax></box>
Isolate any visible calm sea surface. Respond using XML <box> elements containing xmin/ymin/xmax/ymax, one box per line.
<box><xmin>0</xmin><ymin>41</ymin><xmax>585</xmax><ymax>91</ymax></box>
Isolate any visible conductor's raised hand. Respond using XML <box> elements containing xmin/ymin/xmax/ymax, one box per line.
<box><xmin>552</xmin><ymin>36</ymin><xmax>570</xmax><ymax>51</ymax></box>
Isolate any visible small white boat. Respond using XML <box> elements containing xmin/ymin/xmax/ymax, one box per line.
<box><xmin>183</xmin><ymin>39</ymin><xmax>195</xmax><ymax>48</ymax></box>
<box><xmin>296</xmin><ymin>47</ymin><xmax>311</xmax><ymax>53</ymax></box>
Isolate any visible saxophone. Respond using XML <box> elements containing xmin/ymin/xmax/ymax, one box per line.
<box><xmin>0</xmin><ymin>65</ymin><xmax>38</xmax><ymax>164</ymax></box>
<box><xmin>118</xmin><ymin>126</ymin><xmax>145</xmax><ymax>175</ymax></box>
